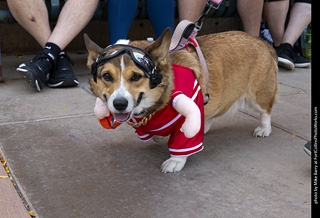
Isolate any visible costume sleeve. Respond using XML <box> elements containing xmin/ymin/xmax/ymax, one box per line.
<box><xmin>167</xmin><ymin>129</ymin><xmax>204</xmax><ymax>157</ymax></box>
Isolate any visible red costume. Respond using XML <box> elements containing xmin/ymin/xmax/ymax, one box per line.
<box><xmin>98</xmin><ymin>64</ymin><xmax>205</xmax><ymax>157</ymax></box>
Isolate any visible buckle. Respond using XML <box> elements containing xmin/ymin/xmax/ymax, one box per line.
<box><xmin>194</xmin><ymin>0</ymin><xmax>223</xmax><ymax>31</ymax></box>
<box><xmin>209</xmin><ymin>0</ymin><xmax>223</xmax><ymax>9</ymax></box>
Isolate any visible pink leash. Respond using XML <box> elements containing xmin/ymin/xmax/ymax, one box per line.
<box><xmin>169</xmin><ymin>0</ymin><xmax>223</xmax><ymax>105</ymax></box>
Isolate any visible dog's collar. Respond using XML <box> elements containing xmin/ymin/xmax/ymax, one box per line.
<box><xmin>91</xmin><ymin>44</ymin><xmax>162</xmax><ymax>89</ymax></box>
<box><xmin>127</xmin><ymin>112</ymin><xmax>155</xmax><ymax>128</ymax></box>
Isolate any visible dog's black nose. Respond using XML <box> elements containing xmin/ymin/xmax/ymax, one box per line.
<box><xmin>113</xmin><ymin>98</ymin><xmax>128</xmax><ymax>112</ymax></box>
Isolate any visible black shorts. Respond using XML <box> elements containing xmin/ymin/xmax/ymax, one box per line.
<box><xmin>265</xmin><ymin>0</ymin><xmax>311</xmax><ymax>3</ymax></box>
<box><xmin>294</xmin><ymin>0</ymin><xmax>311</xmax><ymax>3</ymax></box>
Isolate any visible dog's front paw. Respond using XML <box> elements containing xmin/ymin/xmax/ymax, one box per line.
<box><xmin>253</xmin><ymin>126</ymin><xmax>272</xmax><ymax>137</ymax></box>
<box><xmin>161</xmin><ymin>157</ymin><xmax>187</xmax><ymax>173</ymax></box>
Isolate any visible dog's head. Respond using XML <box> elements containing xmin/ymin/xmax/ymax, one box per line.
<box><xmin>84</xmin><ymin>28</ymin><xmax>174</xmax><ymax>122</ymax></box>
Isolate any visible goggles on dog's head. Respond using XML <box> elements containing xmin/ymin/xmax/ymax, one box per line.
<box><xmin>91</xmin><ymin>44</ymin><xmax>162</xmax><ymax>89</ymax></box>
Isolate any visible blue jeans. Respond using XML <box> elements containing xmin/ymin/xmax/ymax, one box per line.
<box><xmin>107</xmin><ymin>0</ymin><xmax>175</xmax><ymax>44</ymax></box>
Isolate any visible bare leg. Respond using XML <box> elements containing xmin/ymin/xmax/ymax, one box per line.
<box><xmin>237</xmin><ymin>0</ymin><xmax>264</xmax><ymax>37</ymax></box>
<box><xmin>263</xmin><ymin>0</ymin><xmax>289</xmax><ymax>47</ymax></box>
<box><xmin>7</xmin><ymin>0</ymin><xmax>98</xmax><ymax>50</ymax></box>
<box><xmin>48</xmin><ymin>0</ymin><xmax>99</xmax><ymax>50</ymax></box>
<box><xmin>7</xmin><ymin>0</ymin><xmax>51</xmax><ymax>47</ymax></box>
<box><xmin>282</xmin><ymin>3</ymin><xmax>311</xmax><ymax>46</ymax></box>
<box><xmin>177</xmin><ymin>0</ymin><xmax>207</xmax><ymax>21</ymax></box>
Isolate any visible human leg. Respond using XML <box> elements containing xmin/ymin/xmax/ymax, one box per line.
<box><xmin>284</xmin><ymin>2</ymin><xmax>311</xmax><ymax>68</ymax></box>
<box><xmin>47</xmin><ymin>0</ymin><xmax>98</xmax><ymax>50</ymax></box>
<box><xmin>282</xmin><ymin>2</ymin><xmax>311</xmax><ymax>46</ymax></box>
<box><xmin>146</xmin><ymin>0</ymin><xmax>175</xmax><ymax>37</ymax></box>
<box><xmin>237</xmin><ymin>0</ymin><xmax>264</xmax><ymax>37</ymax></box>
<box><xmin>263</xmin><ymin>0</ymin><xmax>289</xmax><ymax>47</ymax></box>
<box><xmin>11</xmin><ymin>0</ymin><xmax>97</xmax><ymax>91</ymax></box>
<box><xmin>107</xmin><ymin>0</ymin><xmax>139</xmax><ymax>44</ymax></box>
<box><xmin>275</xmin><ymin>1</ymin><xmax>311</xmax><ymax>70</ymax></box>
<box><xmin>7</xmin><ymin>0</ymin><xmax>58</xmax><ymax>91</ymax></box>
<box><xmin>6</xmin><ymin>0</ymin><xmax>51</xmax><ymax>47</ymax></box>
<box><xmin>46</xmin><ymin>0</ymin><xmax>98</xmax><ymax>88</ymax></box>
<box><xmin>177</xmin><ymin>0</ymin><xmax>207</xmax><ymax>22</ymax></box>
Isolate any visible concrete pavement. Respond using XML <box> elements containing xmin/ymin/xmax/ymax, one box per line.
<box><xmin>0</xmin><ymin>53</ymin><xmax>311</xmax><ymax>218</ymax></box>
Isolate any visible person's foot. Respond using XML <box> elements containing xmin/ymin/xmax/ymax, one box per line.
<box><xmin>291</xmin><ymin>49</ymin><xmax>311</xmax><ymax>68</ymax></box>
<box><xmin>304</xmin><ymin>141</ymin><xmax>311</xmax><ymax>156</ymax></box>
<box><xmin>16</xmin><ymin>51</ymin><xmax>55</xmax><ymax>92</ymax></box>
<box><xmin>260</xmin><ymin>23</ymin><xmax>273</xmax><ymax>45</ymax></box>
<box><xmin>275</xmin><ymin>43</ymin><xmax>295</xmax><ymax>70</ymax></box>
<box><xmin>47</xmin><ymin>51</ymin><xmax>79</xmax><ymax>88</ymax></box>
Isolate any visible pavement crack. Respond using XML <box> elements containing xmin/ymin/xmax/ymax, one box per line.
<box><xmin>0</xmin><ymin>113</ymin><xmax>94</xmax><ymax>126</ymax></box>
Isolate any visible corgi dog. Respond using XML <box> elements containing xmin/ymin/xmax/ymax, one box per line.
<box><xmin>84</xmin><ymin>28</ymin><xmax>278</xmax><ymax>173</ymax></box>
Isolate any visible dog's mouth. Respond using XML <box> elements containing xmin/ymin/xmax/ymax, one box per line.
<box><xmin>113</xmin><ymin>112</ymin><xmax>132</xmax><ymax>122</ymax></box>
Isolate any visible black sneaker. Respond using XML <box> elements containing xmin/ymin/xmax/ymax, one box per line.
<box><xmin>275</xmin><ymin>43</ymin><xmax>295</xmax><ymax>70</ymax></box>
<box><xmin>304</xmin><ymin>141</ymin><xmax>311</xmax><ymax>157</ymax></box>
<box><xmin>16</xmin><ymin>51</ymin><xmax>55</xmax><ymax>92</ymax></box>
<box><xmin>47</xmin><ymin>51</ymin><xmax>79</xmax><ymax>88</ymax></box>
<box><xmin>291</xmin><ymin>49</ymin><xmax>311</xmax><ymax>68</ymax></box>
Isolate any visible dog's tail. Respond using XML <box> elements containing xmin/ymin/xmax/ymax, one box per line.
<box><xmin>258</xmin><ymin>39</ymin><xmax>279</xmax><ymax>108</ymax></box>
<box><xmin>264</xmin><ymin>40</ymin><xmax>280</xmax><ymax>107</ymax></box>
<box><xmin>261</xmin><ymin>40</ymin><xmax>278</xmax><ymax>65</ymax></box>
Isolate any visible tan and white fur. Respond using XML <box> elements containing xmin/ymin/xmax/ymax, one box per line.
<box><xmin>85</xmin><ymin>28</ymin><xmax>278</xmax><ymax>173</ymax></box>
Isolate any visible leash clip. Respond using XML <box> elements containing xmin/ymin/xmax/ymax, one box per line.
<box><xmin>194</xmin><ymin>0</ymin><xmax>223</xmax><ymax>31</ymax></box>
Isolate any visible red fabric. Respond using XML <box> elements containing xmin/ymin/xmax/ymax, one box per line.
<box><xmin>130</xmin><ymin>64</ymin><xmax>204</xmax><ymax>157</ymax></box>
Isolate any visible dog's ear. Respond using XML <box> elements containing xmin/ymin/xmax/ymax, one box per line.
<box><xmin>84</xmin><ymin>34</ymin><xmax>103</xmax><ymax>69</ymax></box>
<box><xmin>145</xmin><ymin>28</ymin><xmax>171</xmax><ymax>63</ymax></box>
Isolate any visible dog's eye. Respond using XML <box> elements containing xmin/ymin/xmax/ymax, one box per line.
<box><xmin>102</xmin><ymin>73</ymin><xmax>113</xmax><ymax>82</ymax></box>
<box><xmin>130</xmin><ymin>73</ymin><xmax>142</xmax><ymax>82</ymax></box>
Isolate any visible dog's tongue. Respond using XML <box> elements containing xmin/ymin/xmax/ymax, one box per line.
<box><xmin>113</xmin><ymin>112</ymin><xmax>131</xmax><ymax>122</ymax></box>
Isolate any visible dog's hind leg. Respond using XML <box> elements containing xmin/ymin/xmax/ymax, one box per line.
<box><xmin>204</xmin><ymin>117</ymin><xmax>215</xmax><ymax>134</ymax></box>
<box><xmin>249</xmin><ymin>94</ymin><xmax>275</xmax><ymax>137</ymax></box>
<box><xmin>253</xmin><ymin>111</ymin><xmax>272</xmax><ymax>137</ymax></box>
<box><xmin>249</xmin><ymin>75</ymin><xmax>278</xmax><ymax>137</ymax></box>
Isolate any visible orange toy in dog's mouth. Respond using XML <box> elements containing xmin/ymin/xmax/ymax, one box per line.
<box><xmin>113</xmin><ymin>112</ymin><xmax>132</xmax><ymax>122</ymax></box>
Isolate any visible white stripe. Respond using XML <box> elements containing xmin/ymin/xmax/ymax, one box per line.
<box><xmin>139</xmin><ymin>134</ymin><xmax>151</xmax><ymax>139</ymax></box>
<box><xmin>47</xmin><ymin>53</ymin><xmax>55</xmax><ymax>60</ymax></box>
<box><xmin>139</xmin><ymin>135</ymin><xmax>154</xmax><ymax>142</ymax></box>
<box><xmin>193</xmin><ymin>79</ymin><xmax>198</xmax><ymax>89</ymax></box>
<box><xmin>169</xmin><ymin>142</ymin><xmax>203</xmax><ymax>153</ymax></box>
<box><xmin>150</xmin><ymin>114</ymin><xmax>182</xmax><ymax>132</ymax></box>
<box><xmin>191</xmin><ymin>85</ymin><xmax>201</xmax><ymax>101</ymax></box>
<box><xmin>120</xmin><ymin>56</ymin><xmax>125</xmax><ymax>75</ymax></box>
<box><xmin>170</xmin><ymin>146</ymin><xmax>204</xmax><ymax>157</ymax></box>
<box><xmin>131</xmin><ymin>118</ymin><xmax>137</xmax><ymax>123</ymax></box>
<box><xmin>47</xmin><ymin>81</ymin><xmax>64</xmax><ymax>87</ymax></box>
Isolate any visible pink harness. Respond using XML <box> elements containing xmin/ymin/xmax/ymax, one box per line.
<box><xmin>169</xmin><ymin>0</ymin><xmax>223</xmax><ymax>105</ymax></box>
